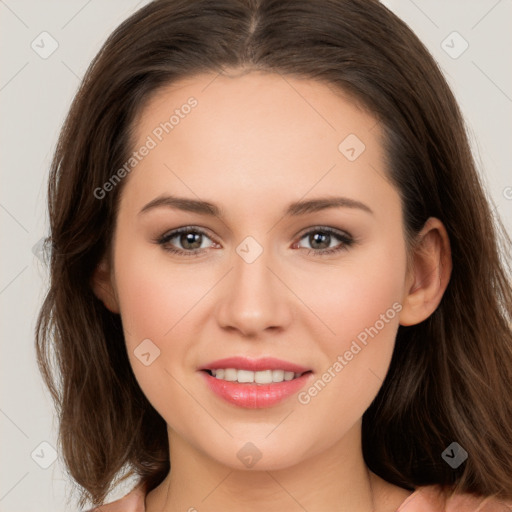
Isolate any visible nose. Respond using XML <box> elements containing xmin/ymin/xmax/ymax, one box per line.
<box><xmin>214</xmin><ymin>244</ymin><xmax>293</xmax><ymax>338</ymax></box>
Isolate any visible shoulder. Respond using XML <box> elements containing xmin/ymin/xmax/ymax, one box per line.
<box><xmin>84</xmin><ymin>484</ymin><xmax>146</xmax><ymax>512</ymax></box>
<box><xmin>397</xmin><ymin>484</ymin><xmax>512</xmax><ymax>512</ymax></box>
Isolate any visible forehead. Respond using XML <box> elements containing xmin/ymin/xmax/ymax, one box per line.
<box><xmin>122</xmin><ymin>71</ymin><xmax>396</xmax><ymax>218</ymax></box>
<box><xmin>133</xmin><ymin>70</ymin><xmax>378</xmax><ymax>153</ymax></box>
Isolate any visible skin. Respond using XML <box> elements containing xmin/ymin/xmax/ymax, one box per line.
<box><xmin>93</xmin><ymin>70</ymin><xmax>451</xmax><ymax>512</ymax></box>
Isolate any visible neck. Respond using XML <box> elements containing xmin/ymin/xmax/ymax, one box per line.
<box><xmin>144</xmin><ymin>421</ymin><xmax>401</xmax><ymax>512</ymax></box>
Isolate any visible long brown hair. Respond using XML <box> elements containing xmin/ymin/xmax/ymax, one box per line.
<box><xmin>35</xmin><ymin>0</ymin><xmax>512</xmax><ymax>507</ymax></box>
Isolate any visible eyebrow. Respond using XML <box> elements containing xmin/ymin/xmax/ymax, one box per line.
<box><xmin>138</xmin><ymin>194</ymin><xmax>374</xmax><ymax>218</ymax></box>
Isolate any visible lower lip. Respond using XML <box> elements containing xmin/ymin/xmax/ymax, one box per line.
<box><xmin>200</xmin><ymin>371</ymin><xmax>313</xmax><ymax>409</ymax></box>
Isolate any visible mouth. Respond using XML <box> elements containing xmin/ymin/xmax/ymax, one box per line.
<box><xmin>198</xmin><ymin>357</ymin><xmax>314</xmax><ymax>408</ymax></box>
<box><xmin>202</xmin><ymin>368</ymin><xmax>312</xmax><ymax>384</ymax></box>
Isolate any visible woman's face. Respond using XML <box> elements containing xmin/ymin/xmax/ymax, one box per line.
<box><xmin>108</xmin><ymin>71</ymin><xmax>411</xmax><ymax>470</ymax></box>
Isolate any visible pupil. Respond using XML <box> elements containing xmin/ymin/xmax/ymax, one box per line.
<box><xmin>311</xmin><ymin>232</ymin><xmax>330</xmax><ymax>249</ymax></box>
<box><xmin>181</xmin><ymin>232</ymin><xmax>201</xmax><ymax>249</ymax></box>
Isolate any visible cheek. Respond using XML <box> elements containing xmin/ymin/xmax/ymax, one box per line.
<box><xmin>111</xmin><ymin>236</ymin><xmax>214</xmax><ymax>409</ymax></box>
<box><xmin>112</xmin><ymin>246</ymin><xmax>196</xmax><ymax>422</ymax></box>
<box><xmin>294</xmin><ymin>238</ymin><xmax>405</xmax><ymax>415</ymax></box>
<box><xmin>113</xmin><ymin>243</ymin><xmax>206</xmax><ymax>344</ymax></box>
<box><xmin>300</xmin><ymin>234</ymin><xmax>406</xmax><ymax>353</ymax></box>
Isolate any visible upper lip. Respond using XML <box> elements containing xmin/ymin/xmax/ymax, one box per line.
<box><xmin>199</xmin><ymin>357</ymin><xmax>311</xmax><ymax>374</ymax></box>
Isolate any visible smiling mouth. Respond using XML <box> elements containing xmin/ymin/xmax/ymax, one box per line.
<box><xmin>202</xmin><ymin>368</ymin><xmax>313</xmax><ymax>385</ymax></box>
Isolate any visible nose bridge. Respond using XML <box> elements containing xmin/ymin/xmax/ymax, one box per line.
<box><xmin>234</xmin><ymin>239</ymin><xmax>272</xmax><ymax>293</ymax></box>
<box><xmin>215</xmin><ymin>235</ymin><xmax>292</xmax><ymax>335</ymax></box>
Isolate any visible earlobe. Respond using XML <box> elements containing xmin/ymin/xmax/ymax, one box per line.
<box><xmin>91</xmin><ymin>258</ymin><xmax>120</xmax><ymax>314</ymax></box>
<box><xmin>399</xmin><ymin>217</ymin><xmax>452</xmax><ymax>326</ymax></box>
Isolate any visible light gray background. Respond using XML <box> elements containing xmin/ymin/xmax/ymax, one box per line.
<box><xmin>1</xmin><ymin>1</ymin><xmax>511</xmax><ymax>511</ymax></box>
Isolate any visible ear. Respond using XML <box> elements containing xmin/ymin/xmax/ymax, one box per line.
<box><xmin>399</xmin><ymin>217</ymin><xmax>452</xmax><ymax>326</ymax></box>
<box><xmin>91</xmin><ymin>257</ymin><xmax>120</xmax><ymax>314</ymax></box>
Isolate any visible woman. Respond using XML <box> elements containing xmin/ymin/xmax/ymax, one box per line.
<box><xmin>36</xmin><ymin>0</ymin><xmax>512</xmax><ymax>510</ymax></box>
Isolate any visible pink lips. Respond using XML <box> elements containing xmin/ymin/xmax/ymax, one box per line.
<box><xmin>199</xmin><ymin>356</ymin><xmax>310</xmax><ymax>374</ymax></box>
<box><xmin>199</xmin><ymin>356</ymin><xmax>313</xmax><ymax>409</ymax></box>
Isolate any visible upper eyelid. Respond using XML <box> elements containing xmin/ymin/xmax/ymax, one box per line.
<box><xmin>160</xmin><ymin>225</ymin><xmax>216</xmax><ymax>241</ymax></box>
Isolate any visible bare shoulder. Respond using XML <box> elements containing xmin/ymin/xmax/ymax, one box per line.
<box><xmin>445</xmin><ymin>489</ymin><xmax>512</xmax><ymax>512</ymax></box>
<box><xmin>397</xmin><ymin>483</ymin><xmax>512</xmax><ymax>512</ymax></box>
<box><xmin>368</xmin><ymin>471</ymin><xmax>415</xmax><ymax>510</ymax></box>
<box><xmin>85</xmin><ymin>484</ymin><xmax>146</xmax><ymax>512</ymax></box>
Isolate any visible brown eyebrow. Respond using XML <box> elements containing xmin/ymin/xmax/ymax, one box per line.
<box><xmin>138</xmin><ymin>194</ymin><xmax>374</xmax><ymax>218</ymax></box>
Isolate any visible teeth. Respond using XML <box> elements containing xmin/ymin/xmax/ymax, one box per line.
<box><xmin>210</xmin><ymin>368</ymin><xmax>303</xmax><ymax>384</ymax></box>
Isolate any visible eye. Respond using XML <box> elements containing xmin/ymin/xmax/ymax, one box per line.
<box><xmin>294</xmin><ymin>227</ymin><xmax>354</xmax><ymax>256</ymax></box>
<box><xmin>155</xmin><ymin>225</ymin><xmax>355</xmax><ymax>258</ymax></box>
<box><xmin>156</xmin><ymin>226</ymin><xmax>217</xmax><ymax>256</ymax></box>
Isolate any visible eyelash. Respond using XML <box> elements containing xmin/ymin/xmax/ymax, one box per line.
<box><xmin>155</xmin><ymin>226</ymin><xmax>355</xmax><ymax>258</ymax></box>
